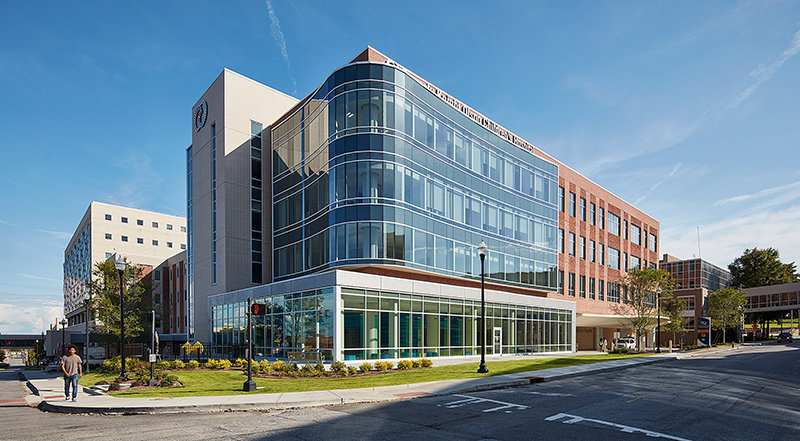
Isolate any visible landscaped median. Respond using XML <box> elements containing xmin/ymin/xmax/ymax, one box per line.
<box><xmin>79</xmin><ymin>353</ymin><xmax>650</xmax><ymax>398</ymax></box>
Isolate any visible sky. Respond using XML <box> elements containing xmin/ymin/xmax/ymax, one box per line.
<box><xmin>1</xmin><ymin>1</ymin><xmax>799</xmax><ymax>334</ymax></box>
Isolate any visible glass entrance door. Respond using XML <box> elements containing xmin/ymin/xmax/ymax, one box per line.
<box><xmin>493</xmin><ymin>327</ymin><xmax>502</xmax><ymax>355</ymax></box>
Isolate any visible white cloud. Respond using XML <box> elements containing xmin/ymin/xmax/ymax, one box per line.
<box><xmin>661</xmin><ymin>204</ymin><xmax>800</xmax><ymax>269</ymax></box>
<box><xmin>728</xmin><ymin>26</ymin><xmax>800</xmax><ymax>109</ymax></box>
<box><xmin>266</xmin><ymin>0</ymin><xmax>297</xmax><ymax>95</ymax></box>
<box><xmin>714</xmin><ymin>180</ymin><xmax>800</xmax><ymax>206</ymax></box>
<box><xmin>0</xmin><ymin>219</ymin><xmax>16</xmax><ymax>226</ymax></box>
<box><xmin>36</xmin><ymin>229</ymin><xmax>72</xmax><ymax>240</ymax></box>
<box><xmin>634</xmin><ymin>162</ymin><xmax>682</xmax><ymax>205</ymax></box>
<box><xmin>0</xmin><ymin>303</ymin><xmax>63</xmax><ymax>334</ymax></box>
<box><xmin>17</xmin><ymin>273</ymin><xmax>60</xmax><ymax>282</ymax></box>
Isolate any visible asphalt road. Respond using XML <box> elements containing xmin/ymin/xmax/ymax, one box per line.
<box><xmin>1</xmin><ymin>343</ymin><xmax>798</xmax><ymax>441</ymax></box>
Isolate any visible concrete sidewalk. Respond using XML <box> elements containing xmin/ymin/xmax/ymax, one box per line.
<box><xmin>22</xmin><ymin>349</ymin><xmax>732</xmax><ymax>415</ymax></box>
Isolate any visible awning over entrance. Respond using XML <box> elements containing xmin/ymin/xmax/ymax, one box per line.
<box><xmin>576</xmin><ymin>313</ymin><xmax>637</xmax><ymax>328</ymax></box>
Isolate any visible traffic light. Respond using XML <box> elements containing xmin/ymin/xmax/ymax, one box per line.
<box><xmin>251</xmin><ymin>303</ymin><xmax>267</xmax><ymax>316</ymax></box>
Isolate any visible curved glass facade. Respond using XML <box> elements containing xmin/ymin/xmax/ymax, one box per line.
<box><xmin>272</xmin><ymin>62</ymin><xmax>559</xmax><ymax>291</ymax></box>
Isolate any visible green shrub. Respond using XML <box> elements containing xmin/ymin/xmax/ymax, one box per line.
<box><xmin>610</xmin><ymin>348</ymin><xmax>630</xmax><ymax>354</ymax></box>
<box><xmin>155</xmin><ymin>360</ymin><xmax>170</xmax><ymax>370</ymax></box>
<box><xmin>420</xmin><ymin>358</ymin><xmax>433</xmax><ymax>367</ymax></box>
<box><xmin>248</xmin><ymin>362</ymin><xmax>261</xmax><ymax>375</ymax></box>
<box><xmin>204</xmin><ymin>359</ymin><xmax>232</xmax><ymax>369</ymax></box>
<box><xmin>411</xmin><ymin>359</ymin><xmax>422</xmax><ymax>368</ymax></box>
<box><xmin>300</xmin><ymin>363</ymin><xmax>316</xmax><ymax>376</ymax></box>
<box><xmin>187</xmin><ymin>360</ymin><xmax>199</xmax><ymax>369</ymax></box>
<box><xmin>171</xmin><ymin>360</ymin><xmax>185</xmax><ymax>370</ymax></box>
<box><xmin>397</xmin><ymin>360</ymin><xmax>413</xmax><ymax>370</ymax></box>
<box><xmin>374</xmin><ymin>361</ymin><xmax>392</xmax><ymax>371</ymax></box>
<box><xmin>234</xmin><ymin>358</ymin><xmax>247</xmax><ymax>368</ymax></box>
<box><xmin>347</xmin><ymin>366</ymin><xmax>357</xmax><ymax>376</ymax></box>
<box><xmin>358</xmin><ymin>362</ymin><xmax>372</xmax><ymax>373</ymax></box>
<box><xmin>330</xmin><ymin>361</ymin><xmax>347</xmax><ymax>375</ymax></box>
<box><xmin>259</xmin><ymin>360</ymin><xmax>271</xmax><ymax>374</ymax></box>
<box><xmin>153</xmin><ymin>370</ymin><xmax>179</xmax><ymax>387</ymax></box>
<box><xmin>134</xmin><ymin>367</ymin><xmax>149</xmax><ymax>381</ymax></box>
<box><xmin>271</xmin><ymin>360</ymin><xmax>286</xmax><ymax>373</ymax></box>
<box><xmin>101</xmin><ymin>356</ymin><xmax>144</xmax><ymax>373</ymax></box>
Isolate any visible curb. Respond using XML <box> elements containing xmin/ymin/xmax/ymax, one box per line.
<box><xmin>25</xmin><ymin>355</ymin><xmax>685</xmax><ymax>415</ymax></box>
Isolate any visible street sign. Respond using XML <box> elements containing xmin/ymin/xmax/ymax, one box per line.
<box><xmin>149</xmin><ymin>354</ymin><xmax>157</xmax><ymax>363</ymax></box>
<box><xmin>697</xmin><ymin>317</ymin><xmax>711</xmax><ymax>347</ymax></box>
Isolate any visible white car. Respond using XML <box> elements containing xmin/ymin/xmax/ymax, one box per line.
<box><xmin>616</xmin><ymin>337</ymin><xmax>636</xmax><ymax>350</ymax></box>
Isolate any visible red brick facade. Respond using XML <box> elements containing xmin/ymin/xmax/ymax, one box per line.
<box><xmin>537</xmin><ymin>152</ymin><xmax>660</xmax><ymax>317</ymax></box>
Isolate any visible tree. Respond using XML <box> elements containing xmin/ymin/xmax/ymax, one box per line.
<box><xmin>661</xmin><ymin>296</ymin><xmax>687</xmax><ymax>347</ymax></box>
<box><xmin>86</xmin><ymin>257</ymin><xmax>150</xmax><ymax>342</ymax></box>
<box><xmin>706</xmin><ymin>287</ymin><xmax>748</xmax><ymax>344</ymax></box>
<box><xmin>616</xmin><ymin>267</ymin><xmax>676</xmax><ymax>350</ymax></box>
<box><xmin>729</xmin><ymin>248</ymin><xmax>799</xmax><ymax>288</ymax></box>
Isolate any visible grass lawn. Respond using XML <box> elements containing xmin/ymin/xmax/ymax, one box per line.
<box><xmin>79</xmin><ymin>353</ymin><xmax>649</xmax><ymax>398</ymax></box>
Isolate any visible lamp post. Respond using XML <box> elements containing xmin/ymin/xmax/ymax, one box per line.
<box><xmin>112</xmin><ymin>254</ymin><xmax>127</xmax><ymax>379</ymax></box>
<box><xmin>84</xmin><ymin>294</ymin><xmax>91</xmax><ymax>373</ymax></box>
<box><xmin>477</xmin><ymin>241</ymin><xmax>489</xmax><ymax>374</ymax></box>
<box><xmin>60</xmin><ymin>318</ymin><xmax>67</xmax><ymax>356</ymax></box>
<box><xmin>243</xmin><ymin>298</ymin><xmax>257</xmax><ymax>392</ymax></box>
<box><xmin>655</xmin><ymin>290</ymin><xmax>661</xmax><ymax>353</ymax></box>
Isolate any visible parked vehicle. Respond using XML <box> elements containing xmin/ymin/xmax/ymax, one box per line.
<box><xmin>44</xmin><ymin>358</ymin><xmax>62</xmax><ymax>372</ymax></box>
<box><xmin>616</xmin><ymin>337</ymin><xmax>636</xmax><ymax>350</ymax></box>
<box><xmin>776</xmin><ymin>332</ymin><xmax>793</xmax><ymax>343</ymax></box>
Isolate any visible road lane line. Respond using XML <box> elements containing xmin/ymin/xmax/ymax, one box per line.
<box><xmin>438</xmin><ymin>394</ymin><xmax>528</xmax><ymax>413</ymax></box>
<box><xmin>626</xmin><ymin>392</ymin><xmax>654</xmax><ymax>403</ymax></box>
<box><xmin>528</xmin><ymin>391</ymin><xmax>576</xmax><ymax>397</ymax></box>
<box><xmin>545</xmin><ymin>412</ymin><xmax>692</xmax><ymax>441</ymax></box>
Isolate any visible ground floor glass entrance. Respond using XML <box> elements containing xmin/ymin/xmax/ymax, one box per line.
<box><xmin>341</xmin><ymin>287</ymin><xmax>572</xmax><ymax>360</ymax></box>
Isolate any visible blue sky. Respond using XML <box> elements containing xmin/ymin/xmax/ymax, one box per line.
<box><xmin>1</xmin><ymin>1</ymin><xmax>799</xmax><ymax>333</ymax></box>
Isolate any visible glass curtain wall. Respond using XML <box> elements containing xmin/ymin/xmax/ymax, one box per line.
<box><xmin>210</xmin><ymin>288</ymin><xmax>335</xmax><ymax>360</ymax></box>
<box><xmin>341</xmin><ymin>287</ymin><xmax>572</xmax><ymax>360</ymax></box>
<box><xmin>211</xmin><ymin>285</ymin><xmax>573</xmax><ymax>361</ymax></box>
<box><xmin>273</xmin><ymin>62</ymin><xmax>559</xmax><ymax>292</ymax></box>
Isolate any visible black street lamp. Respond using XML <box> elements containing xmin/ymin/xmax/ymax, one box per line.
<box><xmin>656</xmin><ymin>290</ymin><xmax>661</xmax><ymax>353</ymax></box>
<box><xmin>84</xmin><ymin>294</ymin><xmax>91</xmax><ymax>373</ymax></box>
<box><xmin>243</xmin><ymin>298</ymin><xmax>257</xmax><ymax>392</ymax></box>
<box><xmin>477</xmin><ymin>241</ymin><xmax>489</xmax><ymax>374</ymax></box>
<box><xmin>112</xmin><ymin>254</ymin><xmax>127</xmax><ymax>379</ymax></box>
<box><xmin>60</xmin><ymin>319</ymin><xmax>67</xmax><ymax>356</ymax></box>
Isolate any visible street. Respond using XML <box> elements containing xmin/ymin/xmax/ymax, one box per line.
<box><xmin>1</xmin><ymin>343</ymin><xmax>798</xmax><ymax>440</ymax></box>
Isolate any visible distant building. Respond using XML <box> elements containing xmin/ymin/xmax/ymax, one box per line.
<box><xmin>659</xmin><ymin>254</ymin><xmax>731</xmax><ymax>291</ymax></box>
<box><xmin>150</xmin><ymin>250</ymin><xmax>188</xmax><ymax>355</ymax></box>
<box><xmin>743</xmin><ymin>282</ymin><xmax>800</xmax><ymax>337</ymax></box>
<box><xmin>658</xmin><ymin>254</ymin><xmax>732</xmax><ymax>345</ymax></box>
<box><xmin>53</xmin><ymin>201</ymin><xmax>187</xmax><ymax>356</ymax></box>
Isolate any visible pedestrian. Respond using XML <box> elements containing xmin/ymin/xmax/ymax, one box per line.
<box><xmin>603</xmin><ymin>338</ymin><xmax>608</xmax><ymax>352</ymax></box>
<box><xmin>61</xmin><ymin>344</ymin><xmax>82</xmax><ymax>402</ymax></box>
<box><xmin>599</xmin><ymin>338</ymin><xmax>604</xmax><ymax>352</ymax></box>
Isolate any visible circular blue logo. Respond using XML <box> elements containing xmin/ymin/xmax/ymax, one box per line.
<box><xmin>194</xmin><ymin>101</ymin><xmax>208</xmax><ymax>131</ymax></box>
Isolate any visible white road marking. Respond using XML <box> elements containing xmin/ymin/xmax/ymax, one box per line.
<box><xmin>437</xmin><ymin>394</ymin><xmax>528</xmax><ymax>413</ymax></box>
<box><xmin>545</xmin><ymin>413</ymin><xmax>692</xmax><ymax>441</ymax></box>
<box><xmin>528</xmin><ymin>391</ymin><xmax>576</xmax><ymax>397</ymax></box>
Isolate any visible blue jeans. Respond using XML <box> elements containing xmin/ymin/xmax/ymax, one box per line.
<box><xmin>64</xmin><ymin>374</ymin><xmax>79</xmax><ymax>399</ymax></box>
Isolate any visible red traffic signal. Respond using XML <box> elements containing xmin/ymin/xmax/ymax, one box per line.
<box><xmin>251</xmin><ymin>303</ymin><xmax>267</xmax><ymax>316</ymax></box>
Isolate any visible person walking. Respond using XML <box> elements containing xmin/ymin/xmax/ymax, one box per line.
<box><xmin>61</xmin><ymin>345</ymin><xmax>82</xmax><ymax>402</ymax></box>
